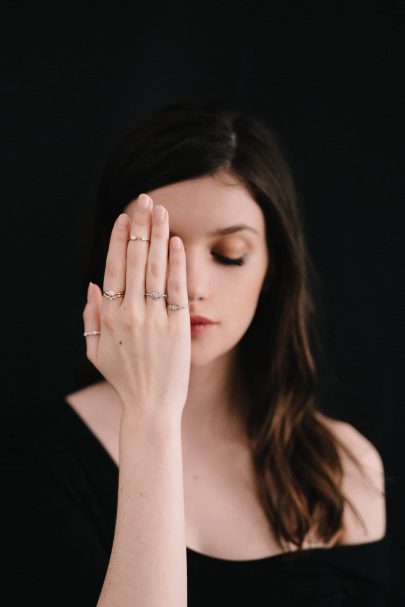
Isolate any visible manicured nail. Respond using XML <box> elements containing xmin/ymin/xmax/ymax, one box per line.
<box><xmin>154</xmin><ymin>205</ymin><xmax>166</xmax><ymax>224</ymax></box>
<box><xmin>117</xmin><ymin>213</ymin><xmax>128</xmax><ymax>229</ymax></box>
<box><xmin>171</xmin><ymin>236</ymin><xmax>182</xmax><ymax>250</ymax></box>
<box><xmin>139</xmin><ymin>193</ymin><xmax>151</xmax><ymax>210</ymax></box>
<box><xmin>87</xmin><ymin>282</ymin><xmax>93</xmax><ymax>302</ymax></box>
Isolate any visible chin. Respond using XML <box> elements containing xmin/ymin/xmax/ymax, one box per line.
<box><xmin>189</xmin><ymin>339</ymin><xmax>238</xmax><ymax>369</ymax></box>
<box><xmin>190</xmin><ymin>351</ymin><xmax>211</xmax><ymax>367</ymax></box>
<box><xmin>189</xmin><ymin>346</ymin><xmax>220</xmax><ymax>368</ymax></box>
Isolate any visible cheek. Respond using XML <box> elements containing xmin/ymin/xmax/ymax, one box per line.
<box><xmin>223</xmin><ymin>267</ymin><xmax>264</xmax><ymax>301</ymax></box>
<box><xmin>221</xmin><ymin>270</ymin><xmax>264</xmax><ymax>328</ymax></box>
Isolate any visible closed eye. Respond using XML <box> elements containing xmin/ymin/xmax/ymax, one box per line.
<box><xmin>212</xmin><ymin>253</ymin><xmax>246</xmax><ymax>266</ymax></box>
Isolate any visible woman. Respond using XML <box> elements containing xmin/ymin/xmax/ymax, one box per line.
<box><xmin>2</xmin><ymin>99</ymin><xmax>387</xmax><ymax>606</ymax></box>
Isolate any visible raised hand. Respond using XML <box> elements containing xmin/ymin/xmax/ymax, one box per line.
<box><xmin>83</xmin><ymin>193</ymin><xmax>191</xmax><ymax>421</ymax></box>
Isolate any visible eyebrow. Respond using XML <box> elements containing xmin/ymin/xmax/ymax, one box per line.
<box><xmin>169</xmin><ymin>224</ymin><xmax>259</xmax><ymax>238</ymax></box>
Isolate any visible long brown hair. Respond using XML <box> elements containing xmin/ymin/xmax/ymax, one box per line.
<box><xmin>75</xmin><ymin>98</ymin><xmax>368</xmax><ymax>550</ymax></box>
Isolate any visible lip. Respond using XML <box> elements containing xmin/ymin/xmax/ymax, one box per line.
<box><xmin>190</xmin><ymin>315</ymin><xmax>215</xmax><ymax>325</ymax></box>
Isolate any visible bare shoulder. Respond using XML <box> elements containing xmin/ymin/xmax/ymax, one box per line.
<box><xmin>316</xmin><ymin>411</ymin><xmax>387</xmax><ymax>545</ymax></box>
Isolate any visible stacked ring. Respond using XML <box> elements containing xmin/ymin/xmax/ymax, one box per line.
<box><xmin>102</xmin><ymin>290</ymin><xmax>125</xmax><ymax>300</ymax></box>
<box><xmin>144</xmin><ymin>291</ymin><xmax>189</xmax><ymax>310</ymax></box>
<box><xmin>100</xmin><ymin>289</ymin><xmax>188</xmax><ymax>310</ymax></box>
<box><xmin>86</xmin><ymin>230</ymin><xmax>189</xmax><ymax>338</ymax></box>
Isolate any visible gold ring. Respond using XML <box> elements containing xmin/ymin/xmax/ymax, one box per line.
<box><xmin>83</xmin><ymin>330</ymin><xmax>101</xmax><ymax>337</ymax></box>
<box><xmin>102</xmin><ymin>290</ymin><xmax>125</xmax><ymax>300</ymax></box>
<box><xmin>128</xmin><ymin>235</ymin><xmax>151</xmax><ymax>242</ymax></box>
<box><xmin>167</xmin><ymin>303</ymin><xmax>190</xmax><ymax>311</ymax></box>
<box><xmin>145</xmin><ymin>290</ymin><xmax>168</xmax><ymax>299</ymax></box>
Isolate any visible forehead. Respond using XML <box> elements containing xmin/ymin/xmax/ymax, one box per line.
<box><xmin>124</xmin><ymin>173</ymin><xmax>266</xmax><ymax>239</ymax></box>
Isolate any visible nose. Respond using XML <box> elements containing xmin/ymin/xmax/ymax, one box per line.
<box><xmin>184</xmin><ymin>249</ymin><xmax>210</xmax><ymax>304</ymax></box>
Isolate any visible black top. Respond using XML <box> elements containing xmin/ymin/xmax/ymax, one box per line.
<box><xmin>1</xmin><ymin>397</ymin><xmax>389</xmax><ymax>606</ymax></box>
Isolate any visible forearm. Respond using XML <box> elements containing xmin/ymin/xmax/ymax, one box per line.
<box><xmin>96</xmin><ymin>409</ymin><xmax>187</xmax><ymax>607</ymax></box>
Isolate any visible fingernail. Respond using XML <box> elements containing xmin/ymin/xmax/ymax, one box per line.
<box><xmin>171</xmin><ymin>236</ymin><xmax>182</xmax><ymax>250</ymax></box>
<box><xmin>139</xmin><ymin>193</ymin><xmax>151</xmax><ymax>210</ymax></box>
<box><xmin>87</xmin><ymin>282</ymin><xmax>93</xmax><ymax>302</ymax></box>
<box><xmin>117</xmin><ymin>213</ymin><xmax>128</xmax><ymax>229</ymax></box>
<box><xmin>154</xmin><ymin>205</ymin><xmax>165</xmax><ymax>224</ymax></box>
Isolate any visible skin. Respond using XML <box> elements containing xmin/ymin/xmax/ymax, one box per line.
<box><xmin>125</xmin><ymin>170</ymin><xmax>270</xmax><ymax>447</ymax></box>
<box><xmin>78</xmin><ymin>170</ymin><xmax>274</xmax><ymax>605</ymax></box>
<box><xmin>76</xmin><ymin>169</ymin><xmax>385</xmax><ymax>577</ymax></box>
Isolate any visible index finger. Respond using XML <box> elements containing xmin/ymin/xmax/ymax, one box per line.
<box><xmin>102</xmin><ymin>213</ymin><xmax>130</xmax><ymax>306</ymax></box>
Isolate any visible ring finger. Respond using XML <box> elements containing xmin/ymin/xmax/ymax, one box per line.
<box><xmin>145</xmin><ymin>203</ymin><xmax>169</xmax><ymax>314</ymax></box>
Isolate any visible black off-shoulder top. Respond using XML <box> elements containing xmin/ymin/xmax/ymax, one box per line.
<box><xmin>1</xmin><ymin>397</ymin><xmax>389</xmax><ymax>606</ymax></box>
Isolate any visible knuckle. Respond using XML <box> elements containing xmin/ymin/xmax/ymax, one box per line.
<box><xmin>149</xmin><ymin>259</ymin><xmax>161</xmax><ymax>279</ymax></box>
<box><xmin>170</xmin><ymin>277</ymin><xmax>182</xmax><ymax>292</ymax></box>
<box><xmin>121</xmin><ymin>316</ymin><xmax>133</xmax><ymax>330</ymax></box>
<box><xmin>105</xmin><ymin>258</ymin><xmax>124</xmax><ymax>277</ymax></box>
<box><xmin>152</xmin><ymin>228</ymin><xmax>168</xmax><ymax>240</ymax></box>
<box><xmin>171</xmin><ymin>254</ymin><xmax>183</xmax><ymax>268</ymax></box>
<box><xmin>121</xmin><ymin>307</ymin><xmax>140</xmax><ymax>328</ymax></box>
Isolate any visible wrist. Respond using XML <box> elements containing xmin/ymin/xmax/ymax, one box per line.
<box><xmin>120</xmin><ymin>403</ymin><xmax>183</xmax><ymax>435</ymax></box>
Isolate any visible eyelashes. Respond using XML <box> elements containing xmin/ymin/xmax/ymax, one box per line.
<box><xmin>212</xmin><ymin>253</ymin><xmax>246</xmax><ymax>266</ymax></box>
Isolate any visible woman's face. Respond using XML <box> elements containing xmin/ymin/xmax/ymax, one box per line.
<box><xmin>124</xmin><ymin>171</ymin><xmax>269</xmax><ymax>367</ymax></box>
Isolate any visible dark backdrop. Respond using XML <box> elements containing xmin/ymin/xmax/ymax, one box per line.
<box><xmin>1</xmin><ymin>3</ymin><xmax>403</xmax><ymax>605</ymax></box>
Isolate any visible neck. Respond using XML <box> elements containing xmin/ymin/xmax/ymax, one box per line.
<box><xmin>181</xmin><ymin>349</ymin><xmax>249</xmax><ymax>446</ymax></box>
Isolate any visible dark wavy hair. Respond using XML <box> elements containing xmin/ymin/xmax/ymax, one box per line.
<box><xmin>75</xmin><ymin>98</ymin><xmax>367</xmax><ymax>550</ymax></box>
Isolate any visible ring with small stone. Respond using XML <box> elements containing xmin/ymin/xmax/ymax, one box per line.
<box><xmin>128</xmin><ymin>235</ymin><xmax>151</xmax><ymax>242</ymax></box>
<box><xmin>145</xmin><ymin>291</ymin><xmax>167</xmax><ymax>300</ymax></box>
<box><xmin>167</xmin><ymin>302</ymin><xmax>190</xmax><ymax>311</ymax></box>
<box><xmin>102</xmin><ymin>290</ymin><xmax>125</xmax><ymax>300</ymax></box>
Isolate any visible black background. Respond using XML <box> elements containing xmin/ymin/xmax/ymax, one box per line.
<box><xmin>1</xmin><ymin>2</ymin><xmax>403</xmax><ymax>604</ymax></box>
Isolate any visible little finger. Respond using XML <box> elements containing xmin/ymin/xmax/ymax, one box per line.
<box><xmin>83</xmin><ymin>282</ymin><xmax>102</xmax><ymax>363</ymax></box>
<box><xmin>167</xmin><ymin>236</ymin><xmax>190</xmax><ymax>325</ymax></box>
